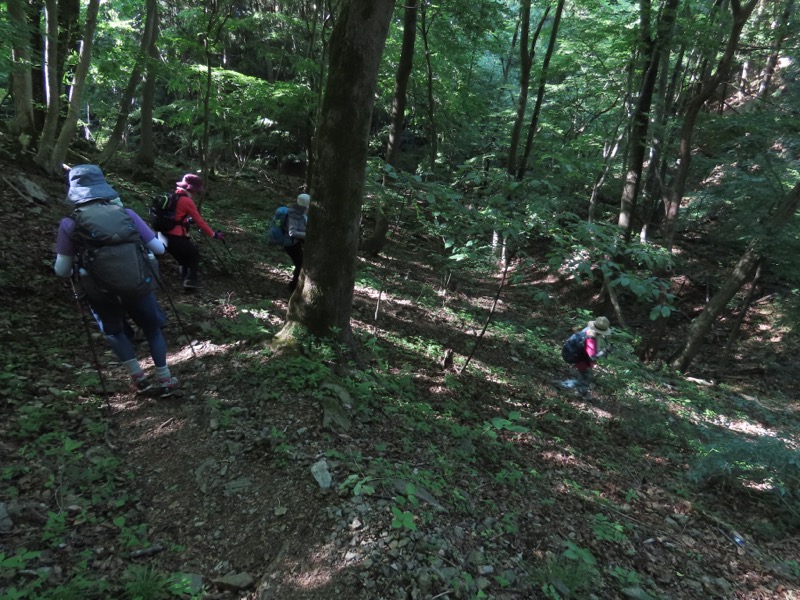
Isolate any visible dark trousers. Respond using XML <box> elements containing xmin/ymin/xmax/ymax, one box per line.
<box><xmin>165</xmin><ymin>234</ymin><xmax>200</xmax><ymax>283</ymax></box>
<box><xmin>284</xmin><ymin>242</ymin><xmax>304</xmax><ymax>289</ymax></box>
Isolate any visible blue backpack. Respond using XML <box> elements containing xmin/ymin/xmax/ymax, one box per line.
<box><xmin>267</xmin><ymin>206</ymin><xmax>293</xmax><ymax>246</ymax></box>
<box><xmin>561</xmin><ymin>330</ymin><xmax>587</xmax><ymax>363</ymax></box>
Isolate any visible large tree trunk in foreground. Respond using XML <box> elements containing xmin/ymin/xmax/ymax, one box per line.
<box><xmin>282</xmin><ymin>0</ymin><xmax>395</xmax><ymax>342</ymax></box>
<box><xmin>669</xmin><ymin>182</ymin><xmax>800</xmax><ymax>372</ymax></box>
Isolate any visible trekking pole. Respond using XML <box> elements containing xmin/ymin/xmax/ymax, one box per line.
<box><xmin>219</xmin><ymin>238</ymin><xmax>257</xmax><ymax>297</ymax></box>
<box><xmin>199</xmin><ymin>233</ymin><xmax>231</xmax><ymax>275</ymax></box>
<box><xmin>146</xmin><ymin>258</ymin><xmax>197</xmax><ymax>358</ymax></box>
<box><xmin>69</xmin><ymin>279</ymin><xmax>112</xmax><ymax>410</ymax></box>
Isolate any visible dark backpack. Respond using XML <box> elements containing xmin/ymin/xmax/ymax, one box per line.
<box><xmin>561</xmin><ymin>330</ymin><xmax>587</xmax><ymax>364</ymax></box>
<box><xmin>149</xmin><ymin>192</ymin><xmax>181</xmax><ymax>233</ymax></box>
<box><xmin>71</xmin><ymin>202</ymin><xmax>157</xmax><ymax>299</ymax></box>
<box><xmin>267</xmin><ymin>206</ymin><xmax>293</xmax><ymax>246</ymax></box>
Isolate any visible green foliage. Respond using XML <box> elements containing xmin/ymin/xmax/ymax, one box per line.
<box><xmin>0</xmin><ymin>549</ymin><xmax>41</xmax><ymax>572</ymax></box>
<box><xmin>123</xmin><ymin>564</ymin><xmax>171</xmax><ymax>600</ymax></box>
<box><xmin>339</xmin><ymin>474</ymin><xmax>377</xmax><ymax>497</ymax></box>
<box><xmin>690</xmin><ymin>432</ymin><xmax>800</xmax><ymax>504</ymax></box>
<box><xmin>212</xmin><ymin>305</ymin><xmax>271</xmax><ymax>341</ymax></box>
<box><xmin>609</xmin><ymin>565</ymin><xmax>642</xmax><ymax>586</ymax></box>
<box><xmin>390</xmin><ymin>506</ymin><xmax>417</xmax><ymax>531</ymax></box>
<box><xmin>547</xmin><ymin>217</ymin><xmax>675</xmax><ymax>318</ymax></box>
<box><xmin>482</xmin><ymin>411</ymin><xmax>529</xmax><ymax>439</ymax></box>
<box><xmin>248</xmin><ymin>354</ymin><xmax>332</xmax><ymax>401</ymax></box>
<box><xmin>591</xmin><ymin>513</ymin><xmax>628</xmax><ymax>544</ymax></box>
<box><xmin>538</xmin><ymin>542</ymin><xmax>601</xmax><ymax>600</ymax></box>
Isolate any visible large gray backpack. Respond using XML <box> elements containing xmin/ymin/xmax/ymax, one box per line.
<box><xmin>71</xmin><ymin>202</ymin><xmax>157</xmax><ymax>299</ymax></box>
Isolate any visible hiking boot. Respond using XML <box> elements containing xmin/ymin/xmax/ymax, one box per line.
<box><xmin>183</xmin><ymin>279</ymin><xmax>202</xmax><ymax>292</ymax></box>
<box><xmin>157</xmin><ymin>376</ymin><xmax>179</xmax><ymax>397</ymax></box>
<box><xmin>131</xmin><ymin>372</ymin><xmax>152</xmax><ymax>393</ymax></box>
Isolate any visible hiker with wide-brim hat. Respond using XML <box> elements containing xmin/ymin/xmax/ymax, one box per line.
<box><xmin>53</xmin><ymin>164</ymin><xmax>178</xmax><ymax>395</ymax></box>
<box><xmin>561</xmin><ymin>316</ymin><xmax>612</xmax><ymax>387</ymax></box>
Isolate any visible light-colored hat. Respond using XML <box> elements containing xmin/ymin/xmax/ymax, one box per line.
<box><xmin>176</xmin><ymin>173</ymin><xmax>205</xmax><ymax>195</ymax></box>
<box><xmin>587</xmin><ymin>316</ymin><xmax>612</xmax><ymax>336</ymax></box>
<box><xmin>297</xmin><ymin>193</ymin><xmax>311</xmax><ymax>208</ymax></box>
<box><xmin>67</xmin><ymin>165</ymin><xmax>119</xmax><ymax>204</ymax></box>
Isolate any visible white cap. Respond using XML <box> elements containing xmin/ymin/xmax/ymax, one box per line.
<box><xmin>297</xmin><ymin>193</ymin><xmax>311</xmax><ymax>208</ymax></box>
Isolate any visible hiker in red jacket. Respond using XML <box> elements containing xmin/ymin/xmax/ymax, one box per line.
<box><xmin>161</xmin><ymin>173</ymin><xmax>224</xmax><ymax>291</ymax></box>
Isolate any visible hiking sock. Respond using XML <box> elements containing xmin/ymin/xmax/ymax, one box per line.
<box><xmin>154</xmin><ymin>365</ymin><xmax>178</xmax><ymax>395</ymax></box>
<box><xmin>124</xmin><ymin>359</ymin><xmax>144</xmax><ymax>377</ymax></box>
<box><xmin>126</xmin><ymin>360</ymin><xmax>151</xmax><ymax>391</ymax></box>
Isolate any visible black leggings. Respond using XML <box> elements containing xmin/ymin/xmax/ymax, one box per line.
<box><xmin>165</xmin><ymin>234</ymin><xmax>200</xmax><ymax>281</ymax></box>
<box><xmin>284</xmin><ymin>242</ymin><xmax>304</xmax><ymax>286</ymax></box>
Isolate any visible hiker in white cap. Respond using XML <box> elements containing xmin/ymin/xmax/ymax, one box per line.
<box><xmin>284</xmin><ymin>193</ymin><xmax>310</xmax><ymax>292</ymax></box>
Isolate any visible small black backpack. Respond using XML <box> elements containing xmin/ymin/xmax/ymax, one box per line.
<box><xmin>71</xmin><ymin>202</ymin><xmax>157</xmax><ymax>299</ymax></box>
<box><xmin>561</xmin><ymin>330</ymin><xmax>587</xmax><ymax>363</ymax></box>
<box><xmin>149</xmin><ymin>192</ymin><xmax>181</xmax><ymax>233</ymax></box>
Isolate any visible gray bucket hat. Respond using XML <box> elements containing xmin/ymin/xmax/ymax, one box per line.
<box><xmin>67</xmin><ymin>165</ymin><xmax>119</xmax><ymax>204</ymax></box>
<box><xmin>587</xmin><ymin>316</ymin><xmax>612</xmax><ymax>336</ymax></box>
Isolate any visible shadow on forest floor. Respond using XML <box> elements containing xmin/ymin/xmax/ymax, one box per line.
<box><xmin>1</xmin><ymin>155</ymin><xmax>798</xmax><ymax>600</ymax></box>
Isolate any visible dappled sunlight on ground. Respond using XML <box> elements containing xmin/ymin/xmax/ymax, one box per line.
<box><xmin>281</xmin><ymin>542</ymin><xmax>343</xmax><ymax>590</ymax></box>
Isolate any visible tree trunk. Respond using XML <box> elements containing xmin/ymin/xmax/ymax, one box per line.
<box><xmin>100</xmin><ymin>0</ymin><xmax>158</xmax><ymax>164</ymax></box>
<box><xmin>201</xmin><ymin>33</ymin><xmax>212</xmax><ymax>179</ymax></box>
<box><xmin>135</xmin><ymin>0</ymin><xmax>160</xmax><ymax>168</ymax></box>
<box><xmin>46</xmin><ymin>0</ymin><xmax>100</xmax><ymax>174</ymax></box>
<box><xmin>384</xmin><ymin>0</ymin><xmax>417</xmax><ymax>172</ymax></box>
<box><xmin>661</xmin><ymin>0</ymin><xmax>758</xmax><ymax>251</ymax></box>
<box><xmin>7</xmin><ymin>0</ymin><xmax>35</xmax><ymax>141</ymax></box>
<box><xmin>505</xmin><ymin>1</ymin><xmax>549</xmax><ymax>175</ymax></box>
<box><xmin>57</xmin><ymin>0</ymin><xmax>80</xmax><ymax>103</ymax></box>
<box><xmin>717</xmin><ymin>259</ymin><xmax>762</xmax><ymax>373</ymax></box>
<box><xmin>420</xmin><ymin>2</ymin><xmax>437</xmax><ymax>169</ymax></box>
<box><xmin>756</xmin><ymin>0</ymin><xmax>793</xmax><ymax>100</ymax></box>
<box><xmin>34</xmin><ymin>0</ymin><xmax>61</xmax><ymax>169</ymax></box>
<box><xmin>618</xmin><ymin>0</ymin><xmax>679</xmax><ymax>241</ymax></box>
<box><xmin>669</xmin><ymin>181</ymin><xmax>800</xmax><ymax>372</ymax></box>
<box><xmin>588</xmin><ymin>123</ymin><xmax>625</xmax><ymax>223</ymax></box>
<box><xmin>281</xmin><ymin>0</ymin><xmax>395</xmax><ymax>343</ymax></box>
<box><xmin>27</xmin><ymin>3</ymin><xmax>46</xmax><ymax>132</ymax></box>
<box><xmin>516</xmin><ymin>0</ymin><xmax>565</xmax><ymax>181</ymax></box>
<box><xmin>362</xmin><ymin>0</ymin><xmax>417</xmax><ymax>256</ymax></box>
